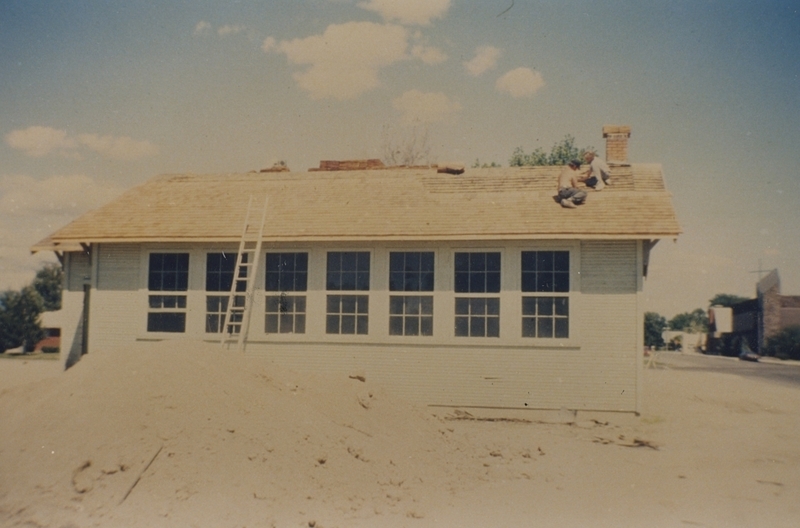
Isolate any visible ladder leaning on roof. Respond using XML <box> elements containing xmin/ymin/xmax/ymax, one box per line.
<box><xmin>221</xmin><ymin>194</ymin><xmax>269</xmax><ymax>352</ymax></box>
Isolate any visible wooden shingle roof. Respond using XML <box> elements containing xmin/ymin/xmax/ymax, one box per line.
<box><xmin>33</xmin><ymin>164</ymin><xmax>680</xmax><ymax>251</ymax></box>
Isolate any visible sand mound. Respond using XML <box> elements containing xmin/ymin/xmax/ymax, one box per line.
<box><xmin>3</xmin><ymin>348</ymin><xmax>800</xmax><ymax>527</ymax></box>
<box><xmin>0</xmin><ymin>341</ymin><xmax>496</xmax><ymax>527</ymax></box>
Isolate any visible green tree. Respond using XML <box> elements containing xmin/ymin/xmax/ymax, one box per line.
<box><xmin>509</xmin><ymin>135</ymin><xmax>594</xmax><ymax>167</ymax></box>
<box><xmin>763</xmin><ymin>326</ymin><xmax>800</xmax><ymax>360</ymax></box>
<box><xmin>668</xmin><ymin>308</ymin><xmax>709</xmax><ymax>333</ymax></box>
<box><xmin>708</xmin><ymin>293</ymin><xmax>750</xmax><ymax>308</ymax></box>
<box><xmin>33</xmin><ymin>262</ymin><xmax>63</xmax><ymax>311</ymax></box>
<box><xmin>0</xmin><ymin>286</ymin><xmax>46</xmax><ymax>353</ymax></box>
<box><xmin>644</xmin><ymin>312</ymin><xmax>667</xmax><ymax>348</ymax></box>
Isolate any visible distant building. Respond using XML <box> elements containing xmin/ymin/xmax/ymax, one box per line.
<box><xmin>730</xmin><ymin>270</ymin><xmax>800</xmax><ymax>353</ymax></box>
<box><xmin>32</xmin><ymin>126</ymin><xmax>680</xmax><ymax>413</ymax></box>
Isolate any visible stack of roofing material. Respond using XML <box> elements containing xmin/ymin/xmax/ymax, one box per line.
<box><xmin>310</xmin><ymin>159</ymin><xmax>386</xmax><ymax>171</ymax></box>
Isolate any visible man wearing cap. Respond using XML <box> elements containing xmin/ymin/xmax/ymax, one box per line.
<box><xmin>580</xmin><ymin>150</ymin><xmax>611</xmax><ymax>190</ymax></box>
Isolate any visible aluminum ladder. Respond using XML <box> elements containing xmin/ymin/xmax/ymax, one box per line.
<box><xmin>221</xmin><ymin>194</ymin><xmax>269</xmax><ymax>352</ymax></box>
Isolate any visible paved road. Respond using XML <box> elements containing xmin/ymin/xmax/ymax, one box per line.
<box><xmin>655</xmin><ymin>352</ymin><xmax>800</xmax><ymax>389</ymax></box>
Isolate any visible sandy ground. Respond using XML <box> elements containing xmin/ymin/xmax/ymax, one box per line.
<box><xmin>1</xmin><ymin>343</ymin><xmax>799</xmax><ymax>528</ymax></box>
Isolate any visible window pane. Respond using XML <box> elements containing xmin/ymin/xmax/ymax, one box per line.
<box><xmin>486</xmin><ymin>317</ymin><xmax>500</xmax><ymax>338</ymax></box>
<box><xmin>356</xmin><ymin>296</ymin><xmax>369</xmax><ymax>314</ymax></box>
<box><xmin>420</xmin><ymin>252</ymin><xmax>434</xmax><ymax>273</ymax></box>
<box><xmin>341</xmin><ymin>296</ymin><xmax>356</xmax><ymax>314</ymax></box>
<box><xmin>521</xmin><ymin>272</ymin><xmax>536</xmax><ymax>292</ymax></box>
<box><xmin>390</xmin><ymin>296</ymin><xmax>404</xmax><ymax>314</ymax></box>
<box><xmin>554</xmin><ymin>272</ymin><xmax>570</xmax><ymax>292</ymax></box>
<box><xmin>265</xmin><ymin>314</ymin><xmax>279</xmax><ymax>333</ymax></box>
<box><xmin>486</xmin><ymin>298</ymin><xmax>500</xmax><ymax>316</ymax></box>
<box><xmin>455</xmin><ymin>317</ymin><xmax>469</xmax><ymax>336</ymax></box>
<box><xmin>537</xmin><ymin>297</ymin><xmax>553</xmax><ymax>316</ymax></box>
<box><xmin>555</xmin><ymin>318</ymin><xmax>569</xmax><ymax>338</ymax></box>
<box><xmin>327</xmin><ymin>252</ymin><xmax>341</xmax><ymax>272</ymax></box>
<box><xmin>405</xmin><ymin>317</ymin><xmax>419</xmax><ymax>336</ymax></box>
<box><xmin>389</xmin><ymin>252</ymin><xmax>404</xmax><ymax>272</ymax></box>
<box><xmin>522</xmin><ymin>318</ymin><xmax>536</xmax><ymax>337</ymax></box>
<box><xmin>486</xmin><ymin>272</ymin><xmax>501</xmax><ymax>293</ymax></box>
<box><xmin>521</xmin><ymin>251</ymin><xmax>536</xmax><ymax>272</ymax></box>
<box><xmin>522</xmin><ymin>297</ymin><xmax>536</xmax><ymax>315</ymax></box>
<box><xmin>470</xmin><ymin>297</ymin><xmax>486</xmax><ymax>315</ymax></box>
<box><xmin>340</xmin><ymin>315</ymin><xmax>356</xmax><ymax>334</ymax></box>
<box><xmin>554</xmin><ymin>251</ymin><xmax>569</xmax><ymax>272</ymax></box>
<box><xmin>454</xmin><ymin>252</ymin><xmax>469</xmax><ymax>272</ymax></box>
<box><xmin>455</xmin><ymin>298</ymin><xmax>469</xmax><ymax>315</ymax></box>
<box><xmin>147</xmin><ymin>313</ymin><xmax>186</xmax><ymax>333</ymax></box>
<box><xmin>406</xmin><ymin>296</ymin><xmax>420</xmax><ymax>315</ymax></box>
<box><xmin>470</xmin><ymin>317</ymin><xmax>485</xmax><ymax>336</ymax></box>
<box><xmin>486</xmin><ymin>253</ymin><xmax>501</xmax><ymax>272</ymax></box>
<box><xmin>420</xmin><ymin>296</ymin><xmax>433</xmax><ymax>315</ymax></box>
<box><xmin>555</xmin><ymin>297</ymin><xmax>569</xmax><ymax>316</ymax></box>
<box><xmin>389</xmin><ymin>316</ymin><xmax>403</xmax><ymax>335</ymax></box>
<box><xmin>342</xmin><ymin>252</ymin><xmax>357</xmax><ymax>271</ymax></box>
<box><xmin>389</xmin><ymin>272</ymin><xmax>404</xmax><ymax>292</ymax></box>
<box><xmin>327</xmin><ymin>295</ymin><xmax>339</xmax><ymax>313</ymax></box>
<box><xmin>454</xmin><ymin>272</ymin><xmax>470</xmax><ymax>293</ymax></box>
<box><xmin>279</xmin><ymin>313</ymin><xmax>293</xmax><ymax>333</ymax></box>
<box><xmin>536</xmin><ymin>272</ymin><xmax>553</xmax><ymax>292</ymax></box>
<box><xmin>295</xmin><ymin>315</ymin><xmax>306</xmax><ymax>334</ymax></box>
<box><xmin>356</xmin><ymin>315</ymin><xmax>368</xmax><ymax>335</ymax></box>
<box><xmin>469</xmin><ymin>272</ymin><xmax>485</xmax><ymax>293</ymax></box>
<box><xmin>537</xmin><ymin>252</ymin><xmax>553</xmax><ymax>271</ymax></box>
<box><xmin>538</xmin><ymin>318</ymin><xmax>553</xmax><ymax>338</ymax></box>
<box><xmin>420</xmin><ymin>317</ymin><xmax>433</xmax><ymax>336</ymax></box>
<box><xmin>326</xmin><ymin>315</ymin><xmax>340</xmax><ymax>334</ymax></box>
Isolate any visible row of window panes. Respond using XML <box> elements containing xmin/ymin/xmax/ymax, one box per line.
<box><xmin>147</xmin><ymin>250</ymin><xmax>570</xmax><ymax>338</ymax></box>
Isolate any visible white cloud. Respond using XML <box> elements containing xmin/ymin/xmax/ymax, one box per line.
<box><xmin>0</xmin><ymin>174</ymin><xmax>125</xmax><ymax>217</ymax></box>
<box><xmin>358</xmin><ymin>0</ymin><xmax>451</xmax><ymax>26</ymax></box>
<box><xmin>411</xmin><ymin>45</ymin><xmax>447</xmax><ymax>65</ymax></box>
<box><xmin>217</xmin><ymin>24</ymin><xmax>245</xmax><ymax>37</ymax></box>
<box><xmin>271</xmin><ymin>22</ymin><xmax>409</xmax><ymax>100</ymax></box>
<box><xmin>5</xmin><ymin>126</ymin><xmax>158</xmax><ymax>161</ymax></box>
<box><xmin>392</xmin><ymin>89</ymin><xmax>461</xmax><ymax>124</ymax></box>
<box><xmin>194</xmin><ymin>21</ymin><xmax>211</xmax><ymax>36</ymax></box>
<box><xmin>0</xmin><ymin>173</ymin><xmax>126</xmax><ymax>289</ymax></box>
<box><xmin>5</xmin><ymin>126</ymin><xmax>77</xmax><ymax>157</ymax></box>
<box><xmin>464</xmin><ymin>46</ymin><xmax>502</xmax><ymax>76</ymax></box>
<box><xmin>495</xmin><ymin>67</ymin><xmax>545</xmax><ymax>98</ymax></box>
<box><xmin>261</xmin><ymin>36</ymin><xmax>276</xmax><ymax>53</ymax></box>
<box><xmin>76</xmin><ymin>133</ymin><xmax>159</xmax><ymax>161</ymax></box>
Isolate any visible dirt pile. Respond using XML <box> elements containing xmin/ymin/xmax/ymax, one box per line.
<box><xmin>1</xmin><ymin>341</ymin><xmax>525</xmax><ymax>527</ymax></box>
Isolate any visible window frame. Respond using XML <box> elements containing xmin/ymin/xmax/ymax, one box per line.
<box><xmin>518</xmin><ymin>248</ymin><xmax>577</xmax><ymax>342</ymax></box>
<box><xmin>388</xmin><ymin>251</ymin><xmax>435</xmax><ymax>337</ymax></box>
<box><xmin>146</xmin><ymin>252</ymin><xmax>190</xmax><ymax>334</ymax></box>
<box><xmin>264</xmin><ymin>252</ymin><xmax>309</xmax><ymax>335</ymax></box>
<box><xmin>453</xmin><ymin>250</ymin><xmax>502</xmax><ymax>339</ymax></box>
<box><xmin>325</xmin><ymin>251</ymin><xmax>371</xmax><ymax>335</ymax></box>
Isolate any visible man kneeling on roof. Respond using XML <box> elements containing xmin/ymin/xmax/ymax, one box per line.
<box><xmin>557</xmin><ymin>160</ymin><xmax>587</xmax><ymax>209</ymax></box>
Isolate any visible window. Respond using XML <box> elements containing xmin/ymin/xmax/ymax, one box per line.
<box><xmin>147</xmin><ymin>253</ymin><xmax>189</xmax><ymax>333</ymax></box>
<box><xmin>389</xmin><ymin>252</ymin><xmax>434</xmax><ymax>336</ymax></box>
<box><xmin>454</xmin><ymin>252</ymin><xmax>501</xmax><ymax>337</ymax></box>
<box><xmin>265</xmin><ymin>253</ymin><xmax>308</xmax><ymax>334</ymax></box>
<box><xmin>521</xmin><ymin>251</ymin><xmax>570</xmax><ymax>338</ymax></box>
<box><xmin>327</xmin><ymin>252</ymin><xmax>369</xmax><ymax>334</ymax></box>
<box><xmin>327</xmin><ymin>295</ymin><xmax>369</xmax><ymax>334</ymax></box>
<box><xmin>205</xmin><ymin>253</ymin><xmax>246</xmax><ymax>333</ymax></box>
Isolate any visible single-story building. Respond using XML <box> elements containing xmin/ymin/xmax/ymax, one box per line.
<box><xmin>33</xmin><ymin>125</ymin><xmax>680</xmax><ymax>413</ymax></box>
<box><xmin>730</xmin><ymin>270</ymin><xmax>800</xmax><ymax>354</ymax></box>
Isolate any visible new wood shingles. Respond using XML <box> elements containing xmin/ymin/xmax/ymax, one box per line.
<box><xmin>34</xmin><ymin>165</ymin><xmax>680</xmax><ymax>250</ymax></box>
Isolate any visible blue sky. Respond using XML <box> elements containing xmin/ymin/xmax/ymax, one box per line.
<box><xmin>1</xmin><ymin>0</ymin><xmax>799</xmax><ymax>317</ymax></box>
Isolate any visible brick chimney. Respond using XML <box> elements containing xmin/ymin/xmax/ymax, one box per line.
<box><xmin>602</xmin><ymin>125</ymin><xmax>631</xmax><ymax>164</ymax></box>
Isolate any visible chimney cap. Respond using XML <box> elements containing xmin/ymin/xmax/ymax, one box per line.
<box><xmin>602</xmin><ymin>125</ymin><xmax>631</xmax><ymax>137</ymax></box>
